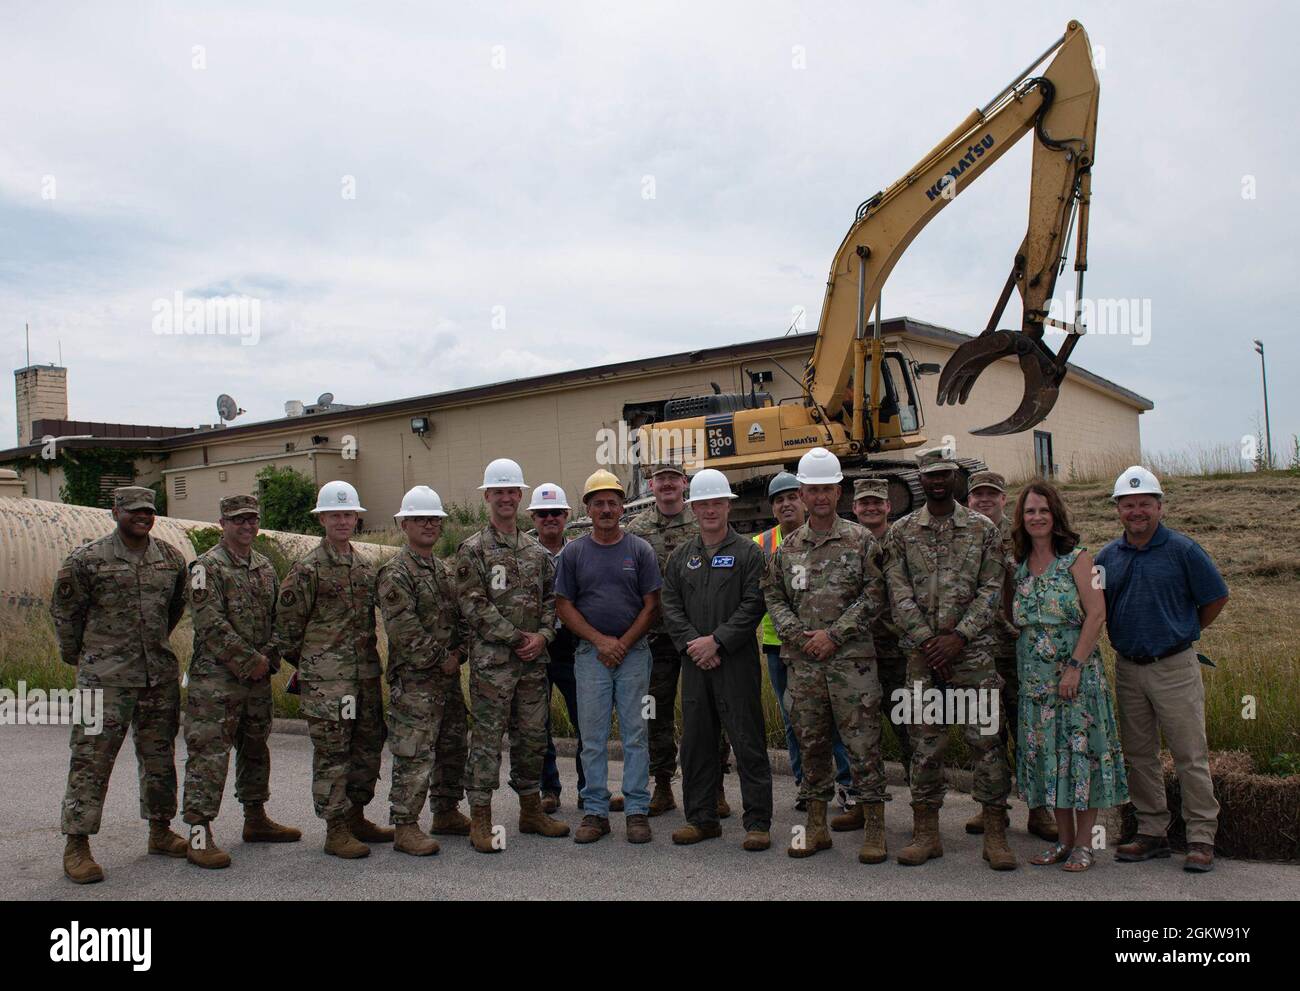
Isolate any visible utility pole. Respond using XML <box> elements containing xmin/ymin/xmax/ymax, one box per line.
<box><xmin>1253</xmin><ymin>339</ymin><xmax>1273</xmax><ymax>469</ymax></box>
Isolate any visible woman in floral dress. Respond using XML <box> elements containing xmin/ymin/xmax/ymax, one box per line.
<box><xmin>1011</xmin><ymin>481</ymin><xmax>1129</xmax><ymax>872</ymax></box>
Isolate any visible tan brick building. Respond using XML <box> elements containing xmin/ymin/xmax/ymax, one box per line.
<box><xmin>2</xmin><ymin>318</ymin><xmax>1151</xmax><ymax>524</ymax></box>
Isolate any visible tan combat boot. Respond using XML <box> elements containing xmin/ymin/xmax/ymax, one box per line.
<box><xmin>63</xmin><ymin>834</ymin><xmax>104</xmax><ymax>884</ymax></box>
<box><xmin>324</xmin><ymin>817</ymin><xmax>370</xmax><ymax>859</ymax></box>
<box><xmin>393</xmin><ymin>822</ymin><xmax>440</xmax><ymax>856</ymax></box>
<box><xmin>965</xmin><ymin>806</ymin><xmax>1008</xmax><ymax>834</ymax></box>
<box><xmin>430</xmin><ymin>801</ymin><xmax>472</xmax><ymax>836</ymax></box>
<box><xmin>186</xmin><ymin>822</ymin><xmax>232</xmax><ymax>869</ymax></box>
<box><xmin>519</xmin><ymin>792</ymin><xmax>570</xmax><ymax>837</ymax></box>
<box><xmin>831</xmin><ymin>803</ymin><xmax>865</xmax><ymax>832</ymax></box>
<box><xmin>242</xmin><ymin>804</ymin><xmax>302</xmax><ymax>843</ymax></box>
<box><xmin>858</xmin><ymin>803</ymin><xmax>887</xmax><ymax>864</ymax></box>
<box><xmin>896</xmin><ymin>803</ymin><xmax>943</xmax><ymax>865</ymax></box>
<box><xmin>469</xmin><ymin>803</ymin><xmax>500</xmax><ymax>854</ymax></box>
<box><xmin>1027</xmin><ymin>806</ymin><xmax>1059</xmax><ymax>841</ymax></box>
<box><xmin>147</xmin><ymin>820</ymin><xmax>188</xmax><ymax>857</ymax></box>
<box><xmin>346</xmin><ymin>804</ymin><xmax>395</xmax><ymax>843</ymax></box>
<box><xmin>716</xmin><ymin>783</ymin><xmax>731</xmax><ymax>819</ymax></box>
<box><xmin>981</xmin><ymin>805</ymin><xmax>1018</xmax><ymax>870</ymax></box>
<box><xmin>788</xmin><ymin>799</ymin><xmax>833</xmax><ymax>858</ymax></box>
<box><xmin>648</xmin><ymin>774</ymin><xmax>677</xmax><ymax>817</ymax></box>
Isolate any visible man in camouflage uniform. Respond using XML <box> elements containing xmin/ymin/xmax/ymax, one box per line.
<box><xmin>182</xmin><ymin>494</ymin><xmax>301</xmax><ymax>870</ymax></box>
<box><xmin>966</xmin><ymin>470</ymin><xmax>1057</xmax><ymax>842</ymax></box>
<box><xmin>626</xmin><ymin>462</ymin><xmax>731</xmax><ymax>818</ymax></box>
<box><xmin>847</xmin><ymin>477</ymin><xmax>913</xmax><ymax>796</ymax></box>
<box><xmin>272</xmin><ymin>480</ymin><xmax>390</xmax><ymax>859</ymax></box>
<box><xmin>455</xmin><ymin>458</ymin><xmax>569</xmax><ymax>852</ymax></box>
<box><xmin>52</xmin><ymin>486</ymin><xmax>190</xmax><ymax>884</ymax></box>
<box><xmin>884</xmin><ymin>450</ymin><xmax>1015</xmax><ymax>869</ymax></box>
<box><xmin>378</xmin><ymin>485</ymin><xmax>472</xmax><ymax>857</ymax></box>
<box><xmin>762</xmin><ymin>449</ymin><xmax>889</xmax><ymax>863</ymax></box>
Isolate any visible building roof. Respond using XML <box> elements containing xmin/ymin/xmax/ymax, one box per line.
<box><xmin>1</xmin><ymin>317</ymin><xmax>1152</xmax><ymax>462</ymax></box>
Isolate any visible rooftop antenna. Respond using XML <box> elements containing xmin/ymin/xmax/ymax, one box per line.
<box><xmin>216</xmin><ymin>393</ymin><xmax>245</xmax><ymax>424</ymax></box>
<box><xmin>26</xmin><ymin>323</ymin><xmax>30</xmax><ymax>366</ymax></box>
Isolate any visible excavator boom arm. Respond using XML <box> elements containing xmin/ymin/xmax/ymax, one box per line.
<box><xmin>807</xmin><ymin>21</ymin><xmax>1099</xmax><ymax>435</ymax></box>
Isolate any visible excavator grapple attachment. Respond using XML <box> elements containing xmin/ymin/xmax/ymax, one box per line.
<box><xmin>936</xmin><ymin>330</ymin><xmax>1064</xmax><ymax>436</ymax></box>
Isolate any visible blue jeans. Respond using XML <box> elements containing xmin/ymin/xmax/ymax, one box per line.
<box><xmin>764</xmin><ymin>645</ymin><xmax>853</xmax><ymax>790</ymax></box>
<box><xmin>575</xmin><ymin>638</ymin><xmax>652</xmax><ymax>817</ymax></box>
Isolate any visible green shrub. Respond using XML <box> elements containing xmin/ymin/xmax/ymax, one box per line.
<box><xmin>256</xmin><ymin>465</ymin><xmax>322</xmax><ymax>535</ymax></box>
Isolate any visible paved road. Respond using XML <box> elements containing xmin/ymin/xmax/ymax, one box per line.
<box><xmin>4</xmin><ymin>723</ymin><xmax>1296</xmax><ymax>901</ymax></box>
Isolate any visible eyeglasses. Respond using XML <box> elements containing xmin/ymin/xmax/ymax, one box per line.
<box><xmin>533</xmin><ymin>510</ymin><xmax>567</xmax><ymax>519</ymax></box>
<box><xmin>224</xmin><ymin>516</ymin><xmax>260</xmax><ymax>527</ymax></box>
<box><xmin>408</xmin><ymin>518</ymin><xmax>442</xmax><ymax>527</ymax></box>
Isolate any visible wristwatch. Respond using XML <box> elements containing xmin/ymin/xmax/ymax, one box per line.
<box><xmin>1066</xmin><ymin>657</ymin><xmax>1083</xmax><ymax>669</ymax></box>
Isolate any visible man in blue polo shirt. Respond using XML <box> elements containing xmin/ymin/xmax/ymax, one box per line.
<box><xmin>1094</xmin><ymin>466</ymin><xmax>1229</xmax><ymax>873</ymax></box>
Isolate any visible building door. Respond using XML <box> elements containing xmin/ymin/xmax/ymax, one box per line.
<box><xmin>1034</xmin><ymin>430</ymin><xmax>1054</xmax><ymax>478</ymax></box>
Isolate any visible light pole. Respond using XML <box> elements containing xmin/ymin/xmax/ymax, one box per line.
<box><xmin>1253</xmin><ymin>339</ymin><xmax>1273</xmax><ymax>469</ymax></box>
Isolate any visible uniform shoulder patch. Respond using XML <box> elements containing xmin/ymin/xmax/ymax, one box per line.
<box><xmin>456</xmin><ymin>563</ymin><xmax>471</xmax><ymax>579</ymax></box>
<box><xmin>191</xmin><ymin>586</ymin><xmax>210</xmax><ymax>604</ymax></box>
<box><xmin>279</xmin><ymin>588</ymin><xmax>297</xmax><ymax>607</ymax></box>
<box><xmin>57</xmin><ymin>579</ymin><xmax>76</xmax><ymax>599</ymax></box>
<box><xmin>384</xmin><ymin>588</ymin><xmax>401</xmax><ymax>604</ymax></box>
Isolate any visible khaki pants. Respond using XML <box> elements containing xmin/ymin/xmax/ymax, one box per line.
<box><xmin>1115</xmin><ymin>648</ymin><xmax>1219</xmax><ymax>845</ymax></box>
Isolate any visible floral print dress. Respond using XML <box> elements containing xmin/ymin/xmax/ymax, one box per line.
<box><xmin>1013</xmin><ymin>548</ymin><xmax>1129</xmax><ymax>810</ymax></box>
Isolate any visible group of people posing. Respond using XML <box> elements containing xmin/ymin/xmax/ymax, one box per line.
<box><xmin>51</xmin><ymin>445</ymin><xmax>1230</xmax><ymax>883</ymax></box>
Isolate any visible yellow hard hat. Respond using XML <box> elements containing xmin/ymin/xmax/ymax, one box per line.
<box><xmin>582</xmin><ymin>469</ymin><xmax>626</xmax><ymax>502</ymax></box>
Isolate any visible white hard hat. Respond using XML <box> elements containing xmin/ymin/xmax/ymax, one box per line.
<box><xmin>1112</xmin><ymin>465</ymin><xmax>1163</xmax><ymax>500</ymax></box>
<box><xmin>479</xmin><ymin>457</ymin><xmax>530</xmax><ymax>490</ymax></box>
<box><xmin>527</xmin><ymin>482</ymin><xmax>571</xmax><ymax>511</ymax></box>
<box><xmin>312</xmin><ymin>480</ymin><xmax>365</xmax><ymax>513</ymax></box>
<box><xmin>686</xmin><ymin>468</ymin><xmax>737</xmax><ymax>503</ymax></box>
<box><xmin>394</xmin><ymin>485</ymin><xmax>448</xmax><ymax>518</ymax></box>
<box><xmin>795</xmin><ymin>447</ymin><xmax>844</xmax><ymax>484</ymax></box>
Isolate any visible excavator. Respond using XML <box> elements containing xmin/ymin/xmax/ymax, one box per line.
<box><xmin>627</xmin><ymin>20</ymin><xmax>1100</xmax><ymax>529</ymax></box>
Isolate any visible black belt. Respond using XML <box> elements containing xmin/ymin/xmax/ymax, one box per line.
<box><xmin>1119</xmin><ymin>642</ymin><xmax>1193</xmax><ymax>665</ymax></box>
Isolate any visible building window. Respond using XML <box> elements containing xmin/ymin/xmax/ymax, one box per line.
<box><xmin>1034</xmin><ymin>431</ymin><xmax>1054</xmax><ymax>478</ymax></box>
<box><xmin>174</xmin><ymin>475</ymin><xmax>187</xmax><ymax>499</ymax></box>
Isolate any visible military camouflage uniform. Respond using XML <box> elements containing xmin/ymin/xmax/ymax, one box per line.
<box><xmin>990</xmin><ymin>513</ymin><xmax>1020</xmax><ymax>763</ymax></box>
<box><xmin>378</xmin><ymin>544</ymin><xmax>470</xmax><ymax>825</ymax></box>
<box><xmin>52</xmin><ymin>520</ymin><xmax>188</xmax><ymax>836</ymax></box>
<box><xmin>182</xmin><ymin>537</ymin><xmax>278</xmax><ymax>825</ymax></box>
<box><xmin>762</xmin><ymin>516</ymin><xmax>888</xmax><ymax>805</ymax></box>
<box><xmin>625</xmin><ymin>502</ymin><xmax>730</xmax><ymax>777</ymax></box>
<box><xmin>454</xmin><ymin>524</ymin><xmax>556</xmax><ymax>806</ymax></box>
<box><xmin>869</xmin><ymin>528</ymin><xmax>914</xmax><ymax>779</ymax></box>
<box><xmin>883</xmin><ymin>503</ymin><xmax>1010</xmax><ymax>810</ymax></box>
<box><xmin>272</xmin><ymin>539</ymin><xmax>384</xmax><ymax>821</ymax></box>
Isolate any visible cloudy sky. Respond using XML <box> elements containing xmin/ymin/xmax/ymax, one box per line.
<box><xmin>2</xmin><ymin>1</ymin><xmax>1295</xmax><ymax>462</ymax></box>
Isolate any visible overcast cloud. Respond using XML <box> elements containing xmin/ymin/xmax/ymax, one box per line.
<box><xmin>1</xmin><ymin>1</ymin><xmax>1295</xmax><ymax>462</ymax></box>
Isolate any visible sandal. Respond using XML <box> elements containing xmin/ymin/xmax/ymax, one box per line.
<box><xmin>1030</xmin><ymin>843</ymin><xmax>1070</xmax><ymax>866</ymax></box>
<box><xmin>1062</xmin><ymin>846</ymin><xmax>1094</xmax><ymax>872</ymax></box>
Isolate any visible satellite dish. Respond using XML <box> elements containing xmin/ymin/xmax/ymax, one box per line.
<box><xmin>317</xmin><ymin>392</ymin><xmax>334</xmax><ymax>407</ymax></box>
<box><xmin>216</xmin><ymin>394</ymin><xmax>245</xmax><ymax>422</ymax></box>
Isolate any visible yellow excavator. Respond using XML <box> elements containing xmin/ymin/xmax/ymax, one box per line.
<box><xmin>631</xmin><ymin>20</ymin><xmax>1099</xmax><ymax>527</ymax></box>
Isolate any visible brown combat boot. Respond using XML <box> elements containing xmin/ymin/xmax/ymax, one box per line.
<box><xmin>324</xmin><ymin>817</ymin><xmax>370</xmax><ymax>859</ymax></box>
<box><xmin>1026</xmin><ymin>806</ymin><xmax>1059</xmax><ymax>841</ymax></box>
<box><xmin>896</xmin><ymin>803</ymin><xmax>943</xmax><ymax>865</ymax></box>
<box><xmin>346</xmin><ymin>804</ymin><xmax>395</xmax><ymax>843</ymax></box>
<box><xmin>430</xmin><ymin>802</ymin><xmax>472</xmax><ymax>836</ymax></box>
<box><xmin>242</xmin><ymin>804</ymin><xmax>302</xmax><ymax>843</ymax></box>
<box><xmin>831</xmin><ymin>802</ymin><xmax>865</xmax><ymax>832</ymax></box>
<box><xmin>147</xmin><ymin>819</ymin><xmax>188</xmax><ymax>857</ymax></box>
<box><xmin>186</xmin><ymin>822</ymin><xmax>232</xmax><ymax>869</ymax></box>
<box><xmin>788</xmin><ymin>799</ymin><xmax>833</xmax><ymax>859</ymax></box>
<box><xmin>469</xmin><ymin>803</ymin><xmax>500</xmax><ymax>854</ymax></box>
<box><xmin>648</xmin><ymin>774</ymin><xmax>676</xmax><ymax>817</ymax></box>
<box><xmin>519</xmin><ymin>792</ymin><xmax>570</xmax><ymax>837</ymax></box>
<box><xmin>742</xmin><ymin>829</ymin><xmax>771</xmax><ymax>851</ymax></box>
<box><xmin>716</xmin><ymin>783</ymin><xmax>731</xmax><ymax>819</ymax></box>
<box><xmin>672</xmin><ymin>821</ymin><xmax>722</xmax><ymax>845</ymax></box>
<box><xmin>981</xmin><ymin>805</ymin><xmax>1018</xmax><ymax>870</ymax></box>
<box><xmin>965</xmin><ymin>806</ymin><xmax>1008</xmax><ymax>834</ymax></box>
<box><xmin>63</xmin><ymin>834</ymin><xmax>104</xmax><ymax>884</ymax></box>
<box><xmin>393</xmin><ymin>822</ymin><xmax>440</xmax><ymax>856</ymax></box>
<box><xmin>858</xmin><ymin>803</ymin><xmax>887</xmax><ymax>864</ymax></box>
